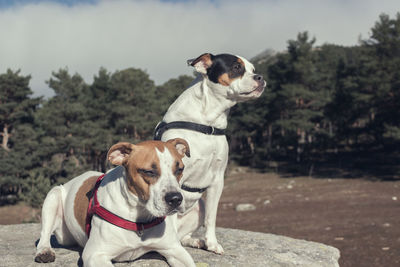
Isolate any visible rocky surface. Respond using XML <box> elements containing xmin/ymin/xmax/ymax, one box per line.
<box><xmin>0</xmin><ymin>224</ymin><xmax>340</xmax><ymax>267</ymax></box>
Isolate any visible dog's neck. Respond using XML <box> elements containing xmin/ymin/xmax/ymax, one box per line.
<box><xmin>163</xmin><ymin>77</ymin><xmax>237</xmax><ymax>129</ymax></box>
<box><xmin>98</xmin><ymin>166</ymin><xmax>156</xmax><ymax>223</ymax></box>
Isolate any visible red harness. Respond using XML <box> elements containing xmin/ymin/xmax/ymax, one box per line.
<box><xmin>85</xmin><ymin>174</ymin><xmax>165</xmax><ymax>237</ymax></box>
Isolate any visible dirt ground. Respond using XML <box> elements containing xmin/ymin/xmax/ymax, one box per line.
<box><xmin>1</xmin><ymin>170</ymin><xmax>399</xmax><ymax>267</ymax></box>
<box><xmin>218</xmin><ymin>169</ymin><xmax>400</xmax><ymax>267</ymax></box>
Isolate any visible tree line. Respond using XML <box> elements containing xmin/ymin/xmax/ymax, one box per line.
<box><xmin>1</xmin><ymin>13</ymin><xmax>399</xmax><ymax>207</ymax></box>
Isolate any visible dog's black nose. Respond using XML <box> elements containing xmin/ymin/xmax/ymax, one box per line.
<box><xmin>165</xmin><ymin>192</ymin><xmax>183</xmax><ymax>208</ymax></box>
<box><xmin>254</xmin><ymin>74</ymin><xmax>263</xmax><ymax>81</ymax></box>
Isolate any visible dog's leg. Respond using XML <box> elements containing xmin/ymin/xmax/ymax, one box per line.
<box><xmin>35</xmin><ymin>186</ymin><xmax>64</xmax><ymax>263</ymax></box>
<box><xmin>203</xmin><ymin>176</ymin><xmax>224</xmax><ymax>254</ymax></box>
<box><xmin>82</xmin><ymin>253</ymin><xmax>114</xmax><ymax>267</ymax></box>
<box><xmin>82</xmin><ymin>227</ymin><xmax>119</xmax><ymax>267</ymax></box>
<box><xmin>82</xmin><ymin>242</ymin><xmax>114</xmax><ymax>267</ymax></box>
<box><xmin>159</xmin><ymin>245</ymin><xmax>196</xmax><ymax>267</ymax></box>
<box><xmin>178</xmin><ymin>199</ymin><xmax>205</xmax><ymax>249</ymax></box>
<box><xmin>53</xmin><ymin>217</ymin><xmax>75</xmax><ymax>246</ymax></box>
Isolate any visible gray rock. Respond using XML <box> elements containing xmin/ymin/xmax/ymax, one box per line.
<box><xmin>235</xmin><ymin>203</ymin><xmax>256</xmax><ymax>212</ymax></box>
<box><xmin>0</xmin><ymin>224</ymin><xmax>340</xmax><ymax>267</ymax></box>
<box><xmin>263</xmin><ymin>200</ymin><xmax>271</xmax><ymax>205</ymax></box>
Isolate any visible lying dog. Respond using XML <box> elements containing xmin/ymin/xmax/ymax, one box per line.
<box><xmin>154</xmin><ymin>53</ymin><xmax>266</xmax><ymax>254</ymax></box>
<box><xmin>35</xmin><ymin>139</ymin><xmax>195</xmax><ymax>267</ymax></box>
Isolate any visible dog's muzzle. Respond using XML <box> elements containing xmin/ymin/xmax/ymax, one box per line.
<box><xmin>165</xmin><ymin>192</ymin><xmax>183</xmax><ymax>209</ymax></box>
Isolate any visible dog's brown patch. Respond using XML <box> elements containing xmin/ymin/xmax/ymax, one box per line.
<box><xmin>190</xmin><ymin>53</ymin><xmax>213</xmax><ymax>69</ymax></box>
<box><xmin>74</xmin><ymin>176</ymin><xmax>98</xmax><ymax>232</ymax></box>
<box><xmin>123</xmin><ymin>140</ymin><xmax>186</xmax><ymax>200</ymax></box>
<box><xmin>237</xmin><ymin>57</ymin><xmax>245</xmax><ymax>67</ymax></box>
<box><xmin>124</xmin><ymin>142</ymin><xmax>163</xmax><ymax>201</ymax></box>
<box><xmin>217</xmin><ymin>58</ymin><xmax>246</xmax><ymax>86</ymax></box>
<box><xmin>166</xmin><ymin>145</ymin><xmax>185</xmax><ymax>181</ymax></box>
<box><xmin>218</xmin><ymin>73</ymin><xmax>232</xmax><ymax>86</ymax></box>
<box><xmin>105</xmin><ymin>140</ymin><xmax>188</xmax><ymax>201</ymax></box>
<box><xmin>218</xmin><ymin>72</ymin><xmax>243</xmax><ymax>86</ymax></box>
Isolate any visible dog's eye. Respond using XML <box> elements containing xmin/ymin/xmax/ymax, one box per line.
<box><xmin>233</xmin><ymin>64</ymin><xmax>242</xmax><ymax>72</ymax></box>
<box><xmin>138</xmin><ymin>169</ymin><xmax>158</xmax><ymax>178</ymax></box>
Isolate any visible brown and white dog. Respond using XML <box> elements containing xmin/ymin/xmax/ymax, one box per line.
<box><xmin>156</xmin><ymin>53</ymin><xmax>266</xmax><ymax>254</ymax></box>
<box><xmin>35</xmin><ymin>139</ymin><xmax>196</xmax><ymax>267</ymax></box>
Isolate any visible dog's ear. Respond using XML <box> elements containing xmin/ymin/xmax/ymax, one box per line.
<box><xmin>167</xmin><ymin>138</ymin><xmax>191</xmax><ymax>158</ymax></box>
<box><xmin>187</xmin><ymin>53</ymin><xmax>213</xmax><ymax>74</ymax></box>
<box><xmin>107</xmin><ymin>142</ymin><xmax>135</xmax><ymax>165</ymax></box>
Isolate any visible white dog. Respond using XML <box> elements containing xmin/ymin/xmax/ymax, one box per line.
<box><xmin>35</xmin><ymin>139</ymin><xmax>195</xmax><ymax>267</ymax></box>
<box><xmin>154</xmin><ymin>53</ymin><xmax>266</xmax><ymax>254</ymax></box>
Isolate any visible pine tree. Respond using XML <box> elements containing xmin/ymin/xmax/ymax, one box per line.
<box><xmin>364</xmin><ymin>13</ymin><xmax>400</xmax><ymax>145</ymax></box>
<box><xmin>81</xmin><ymin>67</ymin><xmax>163</xmax><ymax>172</ymax></box>
<box><xmin>107</xmin><ymin>68</ymin><xmax>158</xmax><ymax>142</ymax></box>
<box><xmin>35</xmin><ymin>69</ymin><xmax>89</xmax><ymax>183</ymax></box>
<box><xmin>79</xmin><ymin>68</ymin><xmax>114</xmax><ymax>172</ymax></box>
<box><xmin>267</xmin><ymin>32</ymin><xmax>329</xmax><ymax>162</ymax></box>
<box><xmin>0</xmin><ymin>70</ymin><xmax>42</xmax><ymax>203</ymax></box>
<box><xmin>326</xmin><ymin>46</ymin><xmax>373</xmax><ymax>146</ymax></box>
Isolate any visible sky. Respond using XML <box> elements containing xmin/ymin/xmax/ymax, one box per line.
<box><xmin>0</xmin><ymin>0</ymin><xmax>399</xmax><ymax>97</ymax></box>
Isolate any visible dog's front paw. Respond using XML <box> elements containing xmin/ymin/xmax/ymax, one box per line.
<box><xmin>205</xmin><ymin>241</ymin><xmax>224</xmax><ymax>255</ymax></box>
<box><xmin>35</xmin><ymin>248</ymin><xmax>56</xmax><ymax>263</ymax></box>
<box><xmin>181</xmin><ymin>236</ymin><xmax>206</xmax><ymax>249</ymax></box>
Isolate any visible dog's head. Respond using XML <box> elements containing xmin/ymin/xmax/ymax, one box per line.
<box><xmin>188</xmin><ymin>53</ymin><xmax>266</xmax><ymax>101</ymax></box>
<box><xmin>107</xmin><ymin>139</ymin><xmax>190</xmax><ymax>217</ymax></box>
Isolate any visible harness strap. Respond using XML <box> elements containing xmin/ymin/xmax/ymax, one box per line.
<box><xmin>85</xmin><ymin>174</ymin><xmax>165</xmax><ymax>237</ymax></box>
<box><xmin>154</xmin><ymin>121</ymin><xmax>226</xmax><ymax>140</ymax></box>
<box><xmin>181</xmin><ymin>184</ymin><xmax>208</xmax><ymax>193</ymax></box>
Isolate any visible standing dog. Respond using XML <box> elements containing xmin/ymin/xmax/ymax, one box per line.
<box><xmin>35</xmin><ymin>139</ymin><xmax>195</xmax><ymax>267</ymax></box>
<box><xmin>154</xmin><ymin>53</ymin><xmax>266</xmax><ymax>254</ymax></box>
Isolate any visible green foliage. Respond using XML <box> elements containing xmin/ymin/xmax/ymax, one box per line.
<box><xmin>229</xmin><ymin>13</ymin><xmax>400</xmax><ymax>167</ymax></box>
<box><xmin>0</xmin><ymin>70</ymin><xmax>42</xmax><ymax>205</ymax></box>
<box><xmin>20</xmin><ymin>168</ymin><xmax>51</xmax><ymax>208</ymax></box>
<box><xmin>1</xmin><ymin>12</ymin><xmax>400</xmax><ymax>206</ymax></box>
<box><xmin>35</xmin><ymin>69</ymin><xmax>89</xmax><ymax>183</ymax></box>
<box><xmin>364</xmin><ymin>13</ymin><xmax>400</xmax><ymax>144</ymax></box>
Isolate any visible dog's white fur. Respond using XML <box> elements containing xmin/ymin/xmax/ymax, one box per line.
<box><xmin>161</xmin><ymin>54</ymin><xmax>265</xmax><ymax>254</ymax></box>
<box><xmin>35</xmin><ymin>140</ymin><xmax>195</xmax><ymax>267</ymax></box>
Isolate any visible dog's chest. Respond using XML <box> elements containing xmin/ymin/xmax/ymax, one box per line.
<box><xmin>180</xmin><ymin>135</ymin><xmax>228</xmax><ymax>179</ymax></box>
<box><xmin>193</xmin><ymin>133</ymin><xmax>227</xmax><ymax>158</ymax></box>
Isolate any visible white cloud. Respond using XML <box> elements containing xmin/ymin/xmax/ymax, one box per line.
<box><xmin>0</xmin><ymin>0</ymin><xmax>399</xmax><ymax>97</ymax></box>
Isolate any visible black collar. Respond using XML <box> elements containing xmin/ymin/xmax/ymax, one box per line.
<box><xmin>181</xmin><ymin>184</ymin><xmax>208</xmax><ymax>193</ymax></box>
<box><xmin>154</xmin><ymin>121</ymin><xmax>226</xmax><ymax>141</ymax></box>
